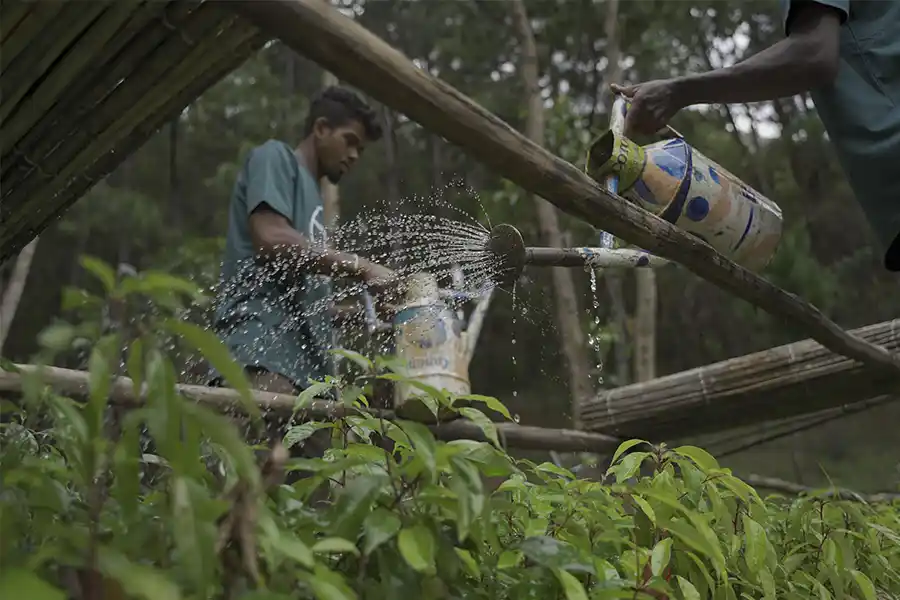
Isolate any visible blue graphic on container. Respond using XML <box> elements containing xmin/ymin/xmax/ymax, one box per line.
<box><xmin>686</xmin><ymin>196</ymin><xmax>710</xmax><ymax>222</ymax></box>
<box><xmin>394</xmin><ymin>306</ymin><xmax>449</xmax><ymax>349</ymax></box>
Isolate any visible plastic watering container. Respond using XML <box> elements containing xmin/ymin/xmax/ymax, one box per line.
<box><xmin>392</xmin><ymin>272</ymin><xmax>471</xmax><ymax>422</ymax></box>
<box><xmin>586</xmin><ymin>130</ymin><xmax>783</xmax><ymax>271</ymax></box>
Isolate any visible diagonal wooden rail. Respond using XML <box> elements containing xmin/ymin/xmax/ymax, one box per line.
<box><xmin>224</xmin><ymin>0</ymin><xmax>900</xmax><ymax>376</ymax></box>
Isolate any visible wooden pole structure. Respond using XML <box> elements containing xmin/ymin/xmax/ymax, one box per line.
<box><xmin>580</xmin><ymin>319</ymin><xmax>900</xmax><ymax>439</ymax></box>
<box><xmin>0</xmin><ymin>364</ymin><xmax>621</xmax><ymax>454</ymax></box>
<box><xmin>739</xmin><ymin>473</ymin><xmax>900</xmax><ymax>503</ymax></box>
<box><xmin>222</xmin><ymin>0</ymin><xmax>900</xmax><ymax>376</ymax></box>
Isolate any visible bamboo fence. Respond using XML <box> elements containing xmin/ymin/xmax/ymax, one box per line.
<box><xmin>581</xmin><ymin>320</ymin><xmax>900</xmax><ymax>439</ymax></box>
<box><xmin>0</xmin><ymin>363</ymin><xmax>622</xmax><ymax>454</ymax></box>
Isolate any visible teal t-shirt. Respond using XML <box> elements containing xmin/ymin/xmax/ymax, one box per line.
<box><xmin>781</xmin><ymin>0</ymin><xmax>900</xmax><ymax>269</ymax></box>
<box><xmin>212</xmin><ymin>140</ymin><xmax>334</xmax><ymax>387</ymax></box>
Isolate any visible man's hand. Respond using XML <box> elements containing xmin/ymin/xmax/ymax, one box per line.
<box><xmin>358</xmin><ymin>259</ymin><xmax>401</xmax><ymax>310</ymax></box>
<box><xmin>610</xmin><ymin>80</ymin><xmax>685</xmax><ymax>138</ymax></box>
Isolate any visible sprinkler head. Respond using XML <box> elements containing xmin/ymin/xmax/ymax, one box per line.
<box><xmin>487</xmin><ymin>223</ymin><xmax>526</xmax><ymax>287</ymax></box>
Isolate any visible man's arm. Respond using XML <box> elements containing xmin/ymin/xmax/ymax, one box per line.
<box><xmin>249</xmin><ymin>206</ymin><xmax>379</xmax><ymax>279</ymax></box>
<box><xmin>674</xmin><ymin>1</ymin><xmax>844</xmax><ymax>105</ymax></box>
<box><xmin>243</xmin><ymin>142</ymin><xmax>386</xmax><ymax>282</ymax></box>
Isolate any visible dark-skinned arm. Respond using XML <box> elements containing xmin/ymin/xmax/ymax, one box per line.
<box><xmin>248</xmin><ymin>204</ymin><xmax>378</xmax><ymax>280</ymax></box>
<box><xmin>673</xmin><ymin>2</ymin><xmax>843</xmax><ymax>106</ymax></box>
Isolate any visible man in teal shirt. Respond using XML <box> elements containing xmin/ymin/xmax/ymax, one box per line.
<box><xmin>212</xmin><ymin>86</ymin><xmax>395</xmax><ymax>395</ymax></box>
<box><xmin>610</xmin><ymin>0</ymin><xmax>900</xmax><ymax>271</ymax></box>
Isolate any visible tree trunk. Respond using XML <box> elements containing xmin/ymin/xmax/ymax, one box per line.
<box><xmin>0</xmin><ymin>237</ymin><xmax>39</xmax><ymax>353</ymax></box>
<box><xmin>633</xmin><ymin>269</ymin><xmax>656</xmax><ymax>382</ymax></box>
<box><xmin>511</xmin><ymin>0</ymin><xmax>593</xmax><ymax>427</ymax></box>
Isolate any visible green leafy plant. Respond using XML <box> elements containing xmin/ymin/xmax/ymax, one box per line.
<box><xmin>1</xmin><ymin>259</ymin><xmax>898</xmax><ymax>600</ymax></box>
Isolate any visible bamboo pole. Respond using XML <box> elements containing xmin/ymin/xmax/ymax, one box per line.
<box><xmin>0</xmin><ymin>1</ymin><xmax>63</xmax><ymax>72</ymax></box>
<box><xmin>1</xmin><ymin>26</ymin><xmax>268</xmax><ymax>258</ymax></box>
<box><xmin>0</xmin><ymin>364</ymin><xmax>621</xmax><ymax>454</ymax></box>
<box><xmin>739</xmin><ymin>473</ymin><xmax>900</xmax><ymax>503</ymax></box>
<box><xmin>0</xmin><ymin>2</ymin><xmax>107</xmax><ymax>126</ymax></box>
<box><xmin>0</xmin><ymin>0</ymin><xmax>34</xmax><ymax>46</ymax></box>
<box><xmin>224</xmin><ymin>0</ymin><xmax>900</xmax><ymax>376</ymax></box>
<box><xmin>580</xmin><ymin>319</ymin><xmax>900</xmax><ymax>440</ymax></box>
<box><xmin>1</xmin><ymin>7</ymin><xmax>252</xmax><ymax>243</ymax></box>
<box><xmin>1</xmin><ymin>1</ymin><xmax>186</xmax><ymax>180</ymax></box>
<box><xmin>1</xmin><ymin>2</ymin><xmax>220</xmax><ymax>204</ymax></box>
<box><xmin>0</xmin><ymin>2</ymin><xmax>143</xmax><ymax>160</ymax></box>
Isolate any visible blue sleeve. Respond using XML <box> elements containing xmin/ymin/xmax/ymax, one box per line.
<box><xmin>783</xmin><ymin>0</ymin><xmax>849</xmax><ymax>35</ymax></box>
<box><xmin>244</xmin><ymin>140</ymin><xmax>296</xmax><ymax>224</ymax></box>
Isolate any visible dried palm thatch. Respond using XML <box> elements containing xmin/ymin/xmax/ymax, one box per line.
<box><xmin>0</xmin><ymin>0</ymin><xmax>270</xmax><ymax>262</ymax></box>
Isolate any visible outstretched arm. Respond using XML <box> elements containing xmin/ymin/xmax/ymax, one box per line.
<box><xmin>613</xmin><ymin>1</ymin><xmax>844</xmax><ymax>136</ymax></box>
<box><xmin>249</xmin><ymin>206</ymin><xmax>389</xmax><ymax>283</ymax></box>
<box><xmin>674</xmin><ymin>2</ymin><xmax>843</xmax><ymax>104</ymax></box>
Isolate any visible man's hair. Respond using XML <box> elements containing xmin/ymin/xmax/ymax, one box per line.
<box><xmin>303</xmin><ymin>86</ymin><xmax>383</xmax><ymax>141</ymax></box>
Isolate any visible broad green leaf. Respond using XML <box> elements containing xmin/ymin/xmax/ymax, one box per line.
<box><xmin>554</xmin><ymin>568</ymin><xmax>589</xmax><ymax>600</ymax></box>
<box><xmin>0</xmin><ymin>568</ymin><xmax>65</xmax><ymax>600</ymax></box>
<box><xmin>284</xmin><ymin>422</ymin><xmax>332</xmax><ymax>449</ymax></box>
<box><xmin>80</xmin><ymin>255</ymin><xmax>116</xmax><ymax>293</ymax></box>
<box><xmin>393</xmin><ymin>419</ymin><xmax>437</xmax><ymax>476</ymax></box>
<box><xmin>608</xmin><ymin>451</ymin><xmax>650</xmax><ymax>483</ymax></box>
<box><xmin>330</xmin><ymin>348</ymin><xmax>374</xmax><ymax>372</ymax></box>
<box><xmin>517</xmin><ymin>536</ymin><xmax>595</xmax><ymax>574</ymax></box>
<box><xmin>455</xmin><ymin>548</ymin><xmax>480</xmax><ymax>578</ymax></box>
<box><xmin>497</xmin><ymin>550</ymin><xmax>522</xmax><ymax>569</ymax></box>
<box><xmin>849</xmin><ymin>570</ymin><xmax>877</xmax><ymax>600</ymax></box>
<box><xmin>610</xmin><ymin>438</ymin><xmax>649</xmax><ymax>465</ymax></box>
<box><xmin>458</xmin><ymin>406</ymin><xmax>500</xmax><ymax>447</ymax></box>
<box><xmin>271</xmin><ymin>532</ymin><xmax>314</xmax><ymax>568</ymax></box>
<box><xmin>330</xmin><ymin>473</ymin><xmax>387</xmax><ymax>540</ymax></box>
<box><xmin>453</xmin><ymin>393</ymin><xmax>513</xmax><ymax>420</ymax></box>
<box><xmin>37</xmin><ymin>323</ymin><xmax>75</xmax><ymax>352</ymax></box>
<box><xmin>119</xmin><ymin>271</ymin><xmax>204</xmax><ymax>300</ymax></box>
<box><xmin>632</xmin><ymin>495</ymin><xmax>656</xmax><ymax>525</ymax></box>
<box><xmin>672</xmin><ymin>445</ymin><xmax>719</xmax><ymax>472</ymax></box>
<box><xmin>313</xmin><ymin>537</ymin><xmax>360</xmax><ymax>556</ymax></box>
<box><xmin>398</xmin><ymin>525</ymin><xmax>436</xmax><ymax>575</ymax></box>
<box><xmin>304</xmin><ymin>564</ymin><xmax>357</xmax><ymax>600</ymax></box>
<box><xmin>162</xmin><ymin>319</ymin><xmax>259</xmax><ymax>418</ymax></box>
<box><xmin>677</xmin><ymin>575</ymin><xmax>701</xmax><ymax>600</ymax></box>
<box><xmin>363</xmin><ymin>508</ymin><xmax>401</xmax><ymax>555</ymax></box>
<box><xmin>758</xmin><ymin>567</ymin><xmax>776</xmax><ymax>600</ymax></box>
<box><xmin>742</xmin><ymin>514</ymin><xmax>767</xmax><ymax>572</ymax></box>
<box><xmin>650</xmin><ymin>537</ymin><xmax>672</xmax><ymax>576</ymax></box>
<box><xmin>294</xmin><ymin>380</ymin><xmax>337</xmax><ymax>414</ymax></box>
<box><xmin>98</xmin><ymin>546</ymin><xmax>181</xmax><ymax>600</ymax></box>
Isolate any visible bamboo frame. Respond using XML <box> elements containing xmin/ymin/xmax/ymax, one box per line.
<box><xmin>0</xmin><ymin>364</ymin><xmax>622</xmax><ymax>454</ymax></box>
<box><xmin>740</xmin><ymin>474</ymin><xmax>900</xmax><ymax>503</ymax></box>
<box><xmin>0</xmin><ymin>2</ymin><xmax>106</xmax><ymax>125</ymax></box>
<box><xmin>2</xmin><ymin>2</ymin><xmax>227</xmax><ymax>209</ymax></box>
<box><xmin>0</xmin><ymin>2</ymin><xmax>143</xmax><ymax>160</ymax></box>
<box><xmin>1</xmin><ymin>18</ymin><xmax>265</xmax><ymax>258</ymax></box>
<box><xmin>581</xmin><ymin>320</ymin><xmax>900</xmax><ymax>439</ymax></box>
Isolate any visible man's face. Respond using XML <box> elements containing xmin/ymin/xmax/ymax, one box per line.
<box><xmin>314</xmin><ymin>118</ymin><xmax>368</xmax><ymax>184</ymax></box>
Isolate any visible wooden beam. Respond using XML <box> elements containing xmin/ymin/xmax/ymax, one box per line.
<box><xmin>223</xmin><ymin>0</ymin><xmax>900</xmax><ymax>376</ymax></box>
<box><xmin>740</xmin><ymin>473</ymin><xmax>900</xmax><ymax>503</ymax></box>
<box><xmin>580</xmin><ymin>319</ymin><xmax>900</xmax><ymax>439</ymax></box>
<box><xmin>0</xmin><ymin>364</ymin><xmax>621</xmax><ymax>454</ymax></box>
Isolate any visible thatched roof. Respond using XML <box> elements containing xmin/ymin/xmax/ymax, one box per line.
<box><xmin>0</xmin><ymin>0</ymin><xmax>268</xmax><ymax>263</ymax></box>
